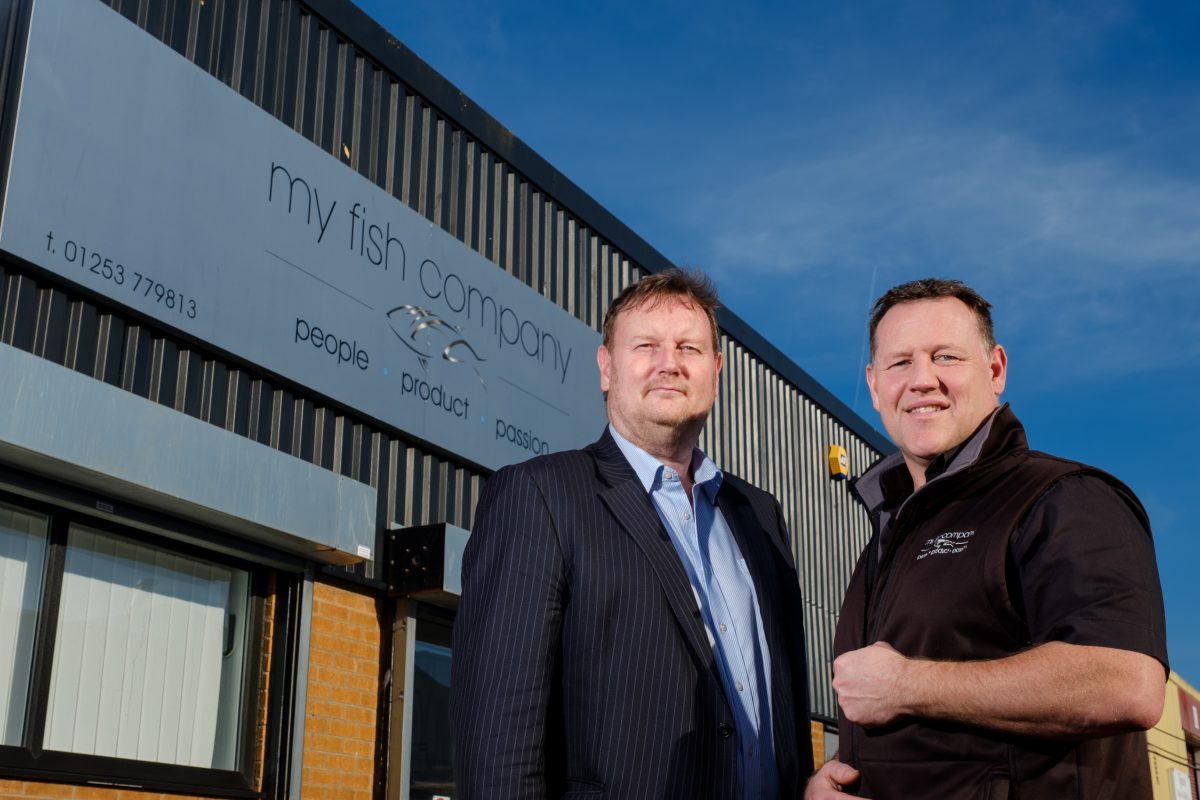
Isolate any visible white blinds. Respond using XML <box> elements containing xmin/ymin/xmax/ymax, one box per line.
<box><xmin>44</xmin><ymin>525</ymin><xmax>247</xmax><ymax>769</ymax></box>
<box><xmin>0</xmin><ymin>504</ymin><xmax>48</xmax><ymax>746</ymax></box>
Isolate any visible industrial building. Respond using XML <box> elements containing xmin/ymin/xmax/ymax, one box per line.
<box><xmin>1150</xmin><ymin>673</ymin><xmax>1200</xmax><ymax>800</ymax></box>
<box><xmin>0</xmin><ymin>1</ymin><xmax>888</xmax><ymax>797</ymax></box>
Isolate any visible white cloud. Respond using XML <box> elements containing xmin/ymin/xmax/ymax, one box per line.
<box><xmin>693</xmin><ymin>126</ymin><xmax>1200</xmax><ymax>279</ymax></box>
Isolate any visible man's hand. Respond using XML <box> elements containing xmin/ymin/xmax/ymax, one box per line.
<box><xmin>804</xmin><ymin>758</ymin><xmax>862</xmax><ymax>799</ymax></box>
<box><xmin>831</xmin><ymin>641</ymin><xmax>912</xmax><ymax>727</ymax></box>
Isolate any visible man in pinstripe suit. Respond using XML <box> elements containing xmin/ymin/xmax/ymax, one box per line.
<box><xmin>450</xmin><ymin>269</ymin><xmax>815</xmax><ymax>799</ymax></box>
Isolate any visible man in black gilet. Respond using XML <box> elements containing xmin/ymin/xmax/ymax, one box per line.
<box><xmin>807</xmin><ymin>278</ymin><xmax>1168</xmax><ymax>800</ymax></box>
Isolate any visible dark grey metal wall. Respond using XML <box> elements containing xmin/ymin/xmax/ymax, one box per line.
<box><xmin>0</xmin><ymin>0</ymin><xmax>890</xmax><ymax>722</ymax></box>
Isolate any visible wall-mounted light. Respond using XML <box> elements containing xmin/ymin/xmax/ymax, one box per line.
<box><xmin>828</xmin><ymin>445</ymin><xmax>849</xmax><ymax>480</ymax></box>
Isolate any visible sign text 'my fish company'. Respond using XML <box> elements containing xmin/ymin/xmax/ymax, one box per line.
<box><xmin>268</xmin><ymin>162</ymin><xmax>573</xmax><ymax>385</ymax></box>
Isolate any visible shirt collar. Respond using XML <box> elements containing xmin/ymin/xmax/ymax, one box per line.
<box><xmin>921</xmin><ymin>405</ymin><xmax>1003</xmax><ymax>484</ymax></box>
<box><xmin>855</xmin><ymin>405</ymin><xmax>1005</xmax><ymax>513</ymax></box>
<box><xmin>608</xmin><ymin>424</ymin><xmax>723</xmax><ymax>500</ymax></box>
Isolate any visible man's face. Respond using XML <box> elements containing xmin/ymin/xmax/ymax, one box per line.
<box><xmin>867</xmin><ymin>297</ymin><xmax>1007</xmax><ymax>482</ymax></box>
<box><xmin>597</xmin><ymin>296</ymin><xmax>721</xmax><ymax>449</ymax></box>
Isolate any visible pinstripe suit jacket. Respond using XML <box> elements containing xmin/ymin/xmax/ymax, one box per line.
<box><xmin>450</xmin><ymin>429</ymin><xmax>814</xmax><ymax>799</ymax></box>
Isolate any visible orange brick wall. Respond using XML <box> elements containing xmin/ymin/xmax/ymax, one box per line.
<box><xmin>300</xmin><ymin>579</ymin><xmax>386</xmax><ymax>800</ymax></box>
<box><xmin>252</xmin><ymin>580</ymin><xmax>278</xmax><ymax>792</ymax></box>
<box><xmin>811</xmin><ymin>719</ymin><xmax>827</xmax><ymax>766</ymax></box>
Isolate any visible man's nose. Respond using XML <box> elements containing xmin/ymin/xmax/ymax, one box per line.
<box><xmin>655</xmin><ymin>346</ymin><xmax>682</xmax><ymax>373</ymax></box>
<box><xmin>909</xmin><ymin>356</ymin><xmax>938</xmax><ymax>389</ymax></box>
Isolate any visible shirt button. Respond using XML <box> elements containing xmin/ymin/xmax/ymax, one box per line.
<box><xmin>718</xmin><ymin>723</ymin><xmax>733</xmax><ymax>739</ymax></box>
<box><xmin>718</xmin><ymin>623</ymin><xmax>727</xmax><ymax>632</ymax></box>
<box><xmin>682</xmin><ymin>511</ymin><xmax>691</xmax><ymax>520</ymax></box>
<box><xmin>747</xmin><ymin>747</ymin><xmax>755</xmax><ymax>758</ymax></box>
<box><xmin>736</xmin><ymin>681</ymin><xmax>744</xmax><ymax>692</ymax></box>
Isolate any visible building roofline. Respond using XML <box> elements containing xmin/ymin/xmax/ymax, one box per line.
<box><xmin>311</xmin><ymin>0</ymin><xmax>894</xmax><ymax>454</ymax></box>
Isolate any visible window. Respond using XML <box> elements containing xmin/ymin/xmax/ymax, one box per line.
<box><xmin>0</xmin><ymin>503</ymin><xmax>48</xmax><ymax>747</ymax></box>
<box><xmin>44</xmin><ymin>524</ymin><xmax>250</xmax><ymax>769</ymax></box>
<box><xmin>410</xmin><ymin>613</ymin><xmax>454</xmax><ymax>800</ymax></box>
<box><xmin>0</xmin><ymin>488</ymin><xmax>274</xmax><ymax>797</ymax></box>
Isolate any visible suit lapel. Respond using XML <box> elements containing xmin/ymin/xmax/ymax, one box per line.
<box><xmin>716</xmin><ymin>482</ymin><xmax>780</xmax><ymax>625</ymax></box>
<box><xmin>588</xmin><ymin>431</ymin><xmax>718</xmax><ymax>677</ymax></box>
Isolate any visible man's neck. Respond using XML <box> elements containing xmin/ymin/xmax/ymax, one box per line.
<box><xmin>610</xmin><ymin>421</ymin><xmax>700</xmax><ymax>496</ymax></box>
<box><xmin>907</xmin><ymin>462</ymin><xmax>929</xmax><ymax>491</ymax></box>
<box><xmin>902</xmin><ymin>407</ymin><xmax>1004</xmax><ymax>494</ymax></box>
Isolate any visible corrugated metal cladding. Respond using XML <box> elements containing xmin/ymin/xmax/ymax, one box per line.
<box><xmin>0</xmin><ymin>0</ymin><xmax>886</xmax><ymax>720</ymax></box>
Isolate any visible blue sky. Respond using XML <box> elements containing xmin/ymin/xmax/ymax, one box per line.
<box><xmin>356</xmin><ymin>1</ymin><xmax>1200</xmax><ymax>680</ymax></box>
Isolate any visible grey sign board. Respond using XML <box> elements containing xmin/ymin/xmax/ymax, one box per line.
<box><xmin>0</xmin><ymin>0</ymin><xmax>607</xmax><ymax>471</ymax></box>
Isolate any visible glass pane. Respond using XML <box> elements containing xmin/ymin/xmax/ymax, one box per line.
<box><xmin>410</xmin><ymin>619</ymin><xmax>454</xmax><ymax>800</ymax></box>
<box><xmin>44</xmin><ymin>525</ymin><xmax>250</xmax><ymax>769</ymax></box>
<box><xmin>0</xmin><ymin>502</ymin><xmax>49</xmax><ymax>746</ymax></box>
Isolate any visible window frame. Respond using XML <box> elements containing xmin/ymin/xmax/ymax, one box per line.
<box><xmin>408</xmin><ymin>602</ymin><xmax>456</xmax><ymax>800</ymax></box>
<box><xmin>0</xmin><ymin>480</ymin><xmax>296</xmax><ymax>798</ymax></box>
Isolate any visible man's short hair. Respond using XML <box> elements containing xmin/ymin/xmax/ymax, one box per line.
<box><xmin>869</xmin><ymin>278</ymin><xmax>996</xmax><ymax>359</ymax></box>
<box><xmin>602</xmin><ymin>267</ymin><xmax>721</xmax><ymax>349</ymax></box>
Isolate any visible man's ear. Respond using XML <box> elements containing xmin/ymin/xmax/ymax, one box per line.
<box><xmin>597</xmin><ymin>345</ymin><xmax>612</xmax><ymax>393</ymax></box>
<box><xmin>989</xmin><ymin>344</ymin><xmax>1007</xmax><ymax>397</ymax></box>
<box><xmin>865</xmin><ymin>361</ymin><xmax>881</xmax><ymax>412</ymax></box>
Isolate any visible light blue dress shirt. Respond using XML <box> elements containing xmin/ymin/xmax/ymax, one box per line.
<box><xmin>610</xmin><ymin>425</ymin><xmax>778</xmax><ymax>800</ymax></box>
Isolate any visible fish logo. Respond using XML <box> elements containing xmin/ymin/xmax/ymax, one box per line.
<box><xmin>385</xmin><ymin>304</ymin><xmax>487</xmax><ymax>385</ymax></box>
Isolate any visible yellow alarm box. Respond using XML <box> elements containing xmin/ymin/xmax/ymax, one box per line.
<box><xmin>828</xmin><ymin>445</ymin><xmax>849</xmax><ymax>480</ymax></box>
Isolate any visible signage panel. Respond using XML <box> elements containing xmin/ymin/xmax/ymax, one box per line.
<box><xmin>1182</xmin><ymin>688</ymin><xmax>1200</xmax><ymax>740</ymax></box>
<box><xmin>0</xmin><ymin>0</ymin><xmax>606</xmax><ymax>470</ymax></box>
<box><xmin>1171</xmin><ymin>768</ymin><xmax>1194</xmax><ymax>800</ymax></box>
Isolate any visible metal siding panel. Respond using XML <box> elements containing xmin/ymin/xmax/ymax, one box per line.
<box><xmin>314</xmin><ymin>24</ymin><xmax>336</xmax><ymax>156</ymax></box>
<box><xmin>379</xmin><ymin>80</ymin><xmax>401</xmax><ymax>197</ymax></box>
<box><xmin>224</xmin><ymin>0</ymin><xmax>249</xmax><ymax>92</ymax></box>
<box><xmin>176</xmin><ymin>346</ymin><xmax>204</xmax><ymax>417</ymax></box>
<box><xmin>514</xmin><ymin>178</ymin><xmax>531</xmax><ymax>286</ymax></box>
<box><xmin>500</xmin><ymin>165</ymin><xmax>516</xmax><ymax>274</ymax></box>
<box><xmin>165</xmin><ymin>0</ymin><xmax>191</xmax><ymax>55</ymax></box>
<box><xmin>244</xmin><ymin>376</ymin><xmax>266</xmax><ymax>445</ymax></box>
<box><xmin>346</xmin><ymin>51</ymin><xmax>366</xmax><ymax>175</ymax></box>
<box><xmin>479</xmin><ymin>148</ymin><xmax>497</xmax><ymax>259</ymax></box>
<box><xmin>490</xmin><ymin>158</ymin><xmax>506</xmax><ymax>268</ymax></box>
<box><xmin>551</xmin><ymin>206</ymin><xmax>565</xmax><ymax>305</ymax></box>
<box><xmin>202</xmin><ymin>358</ymin><xmax>230</xmax><ymax>428</ymax></box>
<box><xmin>567</xmin><ymin>224</ymin><xmax>580</xmax><ymax>321</ymax></box>
<box><xmin>64</xmin><ymin>300</ymin><xmax>99</xmax><ymax>377</ymax></box>
<box><xmin>416</xmin><ymin>103</ymin><xmax>434</xmax><ymax>219</ymax></box>
<box><xmin>432</xmin><ymin>115</ymin><xmax>451</xmax><ymax>227</ymax></box>
<box><xmin>147</xmin><ymin>337</ymin><xmax>177</xmax><ymax>407</ymax></box>
<box><xmin>446</xmin><ymin>127</ymin><xmax>465</xmax><ymax>239</ymax></box>
<box><xmin>31</xmin><ymin>284</ymin><xmax>67</xmax><ymax>364</ymax></box>
<box><xmin>0</xmin><ymin>269</ymin><xmax>32</xmax><ymax>350</ymax></box>
<box><xmin>226</xmin><ymin>368</ymin><xmax>252</xmax><ymax>437</ymax></box>
<box><xmin>460</xmin><ymin>138</ymin><xmax>478</xmax><ymax>250</ymax></box>
<box><xmin>119</xmin><ymin>324</ymin><xmax>151</xmax><ymax>398</ymax></box>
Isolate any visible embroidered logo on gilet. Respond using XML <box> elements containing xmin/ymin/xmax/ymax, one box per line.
<box><xmin>915</xmin><ymin>530</ymin><xmax>975</xmax><ymax>560</ymax></box>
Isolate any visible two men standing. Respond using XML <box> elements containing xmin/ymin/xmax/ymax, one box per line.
<box><xmin>451</xmin><ymin>271</ymin><xmax>1167</xmax><ymax>799</ymax></box>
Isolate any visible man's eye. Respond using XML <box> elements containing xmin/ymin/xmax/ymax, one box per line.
<box><xmin>934</xmin><ymin>354</ymin><xmax>960</xmax><ymax>363</ymax></box>
<box><xmin>889</xmin><ymin>359</ymin><xmax>911</xmax><ymax>369</ymax></box>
